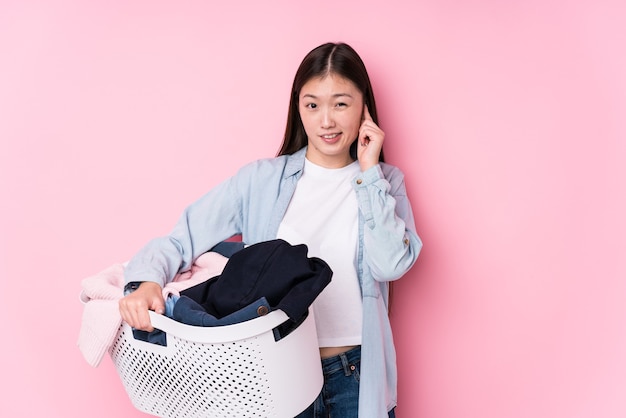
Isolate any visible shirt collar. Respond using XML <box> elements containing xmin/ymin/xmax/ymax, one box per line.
<box><xmin>283</xmin><ymin>146</ymin><xmax>307</xmax><ymax>179</ymax></box>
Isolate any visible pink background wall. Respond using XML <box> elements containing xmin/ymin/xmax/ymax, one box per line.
<box><xmin>1</xmin><ymin>0</ymin><xmax>624</xmax><ymax>417</ymax></box>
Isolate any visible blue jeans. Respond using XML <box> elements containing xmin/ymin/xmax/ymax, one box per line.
<box><xmin>295</xmin><ymin>346</ymin><xmax>397</xmax><ymax>418</ymax></box>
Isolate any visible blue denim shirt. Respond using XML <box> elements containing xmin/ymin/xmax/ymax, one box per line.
<box><xmin>125</xmin><ymin>147</ymin><xmax>422</xmax><ymax>417</ymax></box>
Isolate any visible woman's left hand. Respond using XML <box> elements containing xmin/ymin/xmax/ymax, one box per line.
<box><xmin>357</xmin><ymin>105</ymin><xmax>385</xmax><ymax>171</ymax></box>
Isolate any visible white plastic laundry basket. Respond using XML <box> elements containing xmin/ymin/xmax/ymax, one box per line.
<box><xmin>109</xmin><ymin>309</ymin><xmax>322</xmax><ymax>418</ymax></box>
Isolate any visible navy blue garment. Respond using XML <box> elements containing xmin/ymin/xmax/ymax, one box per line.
<box><xmin>209</xmin><ymin>240</ymin><xmax>245</xmax><ymax>258</ymax></box>
<box><xmin>180</xmin><ymin>239</ymin><xmax>332</xmax><ymax>325</ymax></box>
<box><xmin>173</xmin><ymin>295</ymin><xmax>271</xmax><ymax>327</ymax></box>
<box><xmin>132</xmin><ymin>296</ymin><xmax>271</xmax><ymax>346</ymax></box>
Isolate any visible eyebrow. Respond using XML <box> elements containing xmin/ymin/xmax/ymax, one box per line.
<box><xmin>301</xmin><ymin>93</ymin><xmax>354</xmax><ymax>99</ymax></box>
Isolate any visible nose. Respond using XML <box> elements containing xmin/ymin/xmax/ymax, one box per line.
<box><xmin>321</xmin><ymin>108</ymin><xmax>335</xmax><ymax>129</ymax></box>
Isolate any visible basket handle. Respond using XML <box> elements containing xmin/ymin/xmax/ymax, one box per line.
<box><xmin>147</xmin><ymin>309</ymin><xmax>291</xmax><ymax>344</ymax></box>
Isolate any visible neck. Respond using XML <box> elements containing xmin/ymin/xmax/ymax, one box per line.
<box><xmin>305</xmin><ymin>150</ymin><xmax>354</xmax><ymax>169</ymax></box>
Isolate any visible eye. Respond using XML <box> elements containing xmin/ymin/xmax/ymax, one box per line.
<box><xmin>305</xmin><ymin>103</ymin><xmax>317</xmax><ymax>109</ymax></box>
<box><xmin>336</xmin><ymin>102</ymin><xmax>347</xmax><ymax>108</ymax></box>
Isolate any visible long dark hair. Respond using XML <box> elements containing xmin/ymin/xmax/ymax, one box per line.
<box><xmin>277</xmin><ymin>42</ymin><xmax>384</xmax><ymax>162</ymax></box>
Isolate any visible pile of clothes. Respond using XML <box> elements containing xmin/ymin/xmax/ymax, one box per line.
<box><xmin>78</xmin><ymin>239</ymin><xmax>332</xmax><ymax>367</ymax></box>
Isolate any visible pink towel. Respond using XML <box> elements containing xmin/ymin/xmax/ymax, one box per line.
<box><xmin>77</xmin><ymin>263</ymin><xmax>125</xmax><ymax>368</ymax></box>
<box><xmin>78</xmin><ymin>252</ymin><xmax>228</xmax><ymax>367</ymax></box>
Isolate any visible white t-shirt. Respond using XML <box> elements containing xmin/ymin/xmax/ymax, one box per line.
<box><xmin>277</xmin><ymin>158</ymin><xmax>363</xmax><ymax>347</ymax></box>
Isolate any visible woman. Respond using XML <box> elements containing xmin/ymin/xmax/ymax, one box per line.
<box><xmin>119</xmin><ymin>42</ymin><xmax>422</xmax><ymax>417</ymax></box>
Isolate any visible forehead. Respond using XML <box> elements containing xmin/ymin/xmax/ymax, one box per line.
<box><xmin>300</xmin><ymin>74</ymin><xmax>361</xmax><ymax>98</ymax></box>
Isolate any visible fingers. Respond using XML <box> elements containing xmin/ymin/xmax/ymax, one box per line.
<box><xmin>359</xmin><ymin>105</ymin><xmax>378</xmax><ymax>146</ymax></box>
<box><xmin>119</xmin><ymin>282</ymin><xmax>164</xmax><ymax>331</ymax></box>
<box><xmin>119</xmin><ymin>297</ymin><xmax>153</xmax><ymax>331</ymax></box>
<box><xmin>362</xmin><ymin>104</ymin><xmax>373</xmax><ymax>122</ymax></box>
<box><xmin>359</xmin><ymin>117</ymin><xmax>383</xmax><ymax>147</ymax></box>
<box><xmin>357</xmin><ymin>105</ymin><xmax>384</xmax><ymax>171</ymax></box>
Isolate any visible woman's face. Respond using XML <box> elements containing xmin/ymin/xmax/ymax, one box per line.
<box><xmin>299</xmin><ymin>74</ymin><xmax>364</xmax><ymax>168</ymax></box>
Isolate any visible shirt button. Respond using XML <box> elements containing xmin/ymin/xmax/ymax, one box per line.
<box><xmin>403</xmin><ymin>238</ymin><xmax>409</xmax><ymax>245</ymax></box>
<box><xmin>257</xmin><ymin>306</ymin><xmax>269</xmax><ymax>316</ymax></box>
<box><xmin>356</xmin><ymin>179</ymin><xmax>363</xmax><ymax>185</ymax></box>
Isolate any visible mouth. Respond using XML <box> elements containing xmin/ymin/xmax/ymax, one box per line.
<box><xmin>320</xmin><ymin>133</ymin><xmax>341</xmax><ymax>143</ymax></box>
